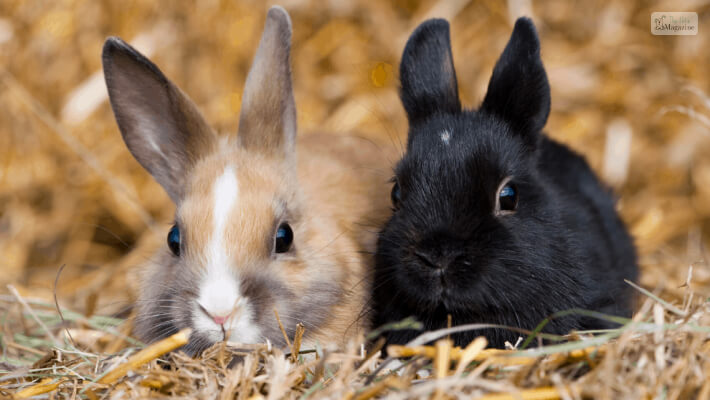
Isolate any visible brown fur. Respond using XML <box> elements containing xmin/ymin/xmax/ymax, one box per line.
<box><xmin>103</xmin><ymin>7</ymin><xmax>394</xmax><ymax>353</ymax></box>
<box><xmin>132</xmin><ymin>134</ymin><xmax>391</xmax><ymax>353</ymax></box>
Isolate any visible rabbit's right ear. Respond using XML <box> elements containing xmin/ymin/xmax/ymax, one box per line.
<box><xmin>237</xmin><ymin>6</ymin><xmax>297</xmax><ymax>161</ymax></box>
<box><xmin>102</xmin><ymin>38</ymin><xmax>215</xmax><ymax>203</ymax></box>
<box><xmin>399</xmin><ymin>19</ymin><xmax>461</xmax><ymax>124</ymax></box>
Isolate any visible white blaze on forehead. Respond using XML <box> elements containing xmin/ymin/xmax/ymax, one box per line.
<box><xmin>193</xmin><ymin>166</ymin><xmax>261</xmax><ymax>342</ymax></box>
<box><xmin>440</xmin><ymin>130</ymin><xmax>451</xmax><ymax>144</ymax></box>
<box><xmin>211</xmin><ymin>166</ymin><xmax>239</xmax><ymax>251</ymax></box>
<box><xmin>198</xmin><ymin>166</ymin><xmax>241</xmax><ymax>318</ymax></box>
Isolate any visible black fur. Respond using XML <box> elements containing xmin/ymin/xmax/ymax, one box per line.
<box><xmin>372</xmin><ymin>18</ymin><xmax>638</xmax><ymax>349</ymax></box>
<box><xmin>399</xmin><ymin>19</ymin><xmax>460</xmax><ymax>123</ymax></box>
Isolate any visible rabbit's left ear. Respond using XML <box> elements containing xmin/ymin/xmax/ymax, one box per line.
<box><xmin>481</xmin><ymin>17</ymin><xmax>550</xmax><ymax>141</ymax></box>
<box><xmin>399</xmin><ymin>19</ymin><xmax>461</xmax><ymax>124</ymax></box>
<box><xmin>237</xmin><ymin>6</ymin><xmax>296</xmax><ymax>160</ymax></box>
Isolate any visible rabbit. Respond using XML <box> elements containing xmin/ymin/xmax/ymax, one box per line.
<box><xmin>371</xmin><ymin>17</ymin><xmax>638</xmax><ymax>349</ymax></box>
<box><xmin>102</xmin><ymin>6</ymin><xmax>391</xmax><ymax>355</ymax></box>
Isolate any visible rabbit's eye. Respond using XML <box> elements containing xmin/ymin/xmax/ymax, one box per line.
<box><xmin>275</xmin><ymin>222</ymin><xmax>294</xmax><ymax>253</ymax></box>
<box><xmin>496</xmin><ymin>181</ymin><xmax>518</xmax><ymax>214</ymax></box>
<box><xmin>167</xmin><ymin>224</ymin><xmax>181</xmax><ymax>256</ymax></box>
<box><xmin>391</xmin><ymin>182</ymin><xmax>401</xmax><ymax>209</ymax></box>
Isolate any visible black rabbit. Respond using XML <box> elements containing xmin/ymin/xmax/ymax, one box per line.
<box><xmin>372</xmin><ymin>17</ymin><xmax>638</xmax><ymax>349</ymax></box>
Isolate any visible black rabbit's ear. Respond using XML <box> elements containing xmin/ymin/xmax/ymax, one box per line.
<box><xmin>481</xmin><ymin>18</ymin><xmax>550</xmax><ymax>143</ymax></box>
<box><xmin>399</xmin><ymin>19</ymin><xmax>461</xmax><ymax>123</ymax></box>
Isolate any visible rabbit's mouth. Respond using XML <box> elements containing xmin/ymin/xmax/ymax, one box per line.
<box><xmin>415</xmin><ymin>265</ymin><xmax>484</xmax><ymax>313</ymax></box>
<box><xmin>191</xmin><ymin>298</ymin><xmax>261</xmax><ymax>346</ymax></box>
<box><xmin>412</xmin><ymin>269</ymin><xmax>462</xmax><ymax>310</ymax></box>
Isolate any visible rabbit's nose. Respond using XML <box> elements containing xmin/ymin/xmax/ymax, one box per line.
<box><xmin>414</xmin><ymin>233</ymin><xmax>464</xmax><ymax>270</ymax></box>
<box><xmin>198</xmin><ymin>303</ymin><xmax>235</xmax><ymax>326</ymax></box>
<box><xmin>414</xmin><ymin>249</ymin><xmax>457</xmax><ymax>270</ymax></box>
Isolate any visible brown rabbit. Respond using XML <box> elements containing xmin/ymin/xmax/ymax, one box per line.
<box><xmin>102</xmin><ymin>6</ymin><xmax>392</xmax><ymax>355</ymax></box>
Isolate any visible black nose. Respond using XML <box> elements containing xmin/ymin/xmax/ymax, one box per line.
<box><xmin>414</xmin><ymin>232</ymin><xmax>466</xmax><ymax>270</ymax></box>
<box><xmin>413</xmin><ymin>248</ymin><xmax>461</xmax><ymax>270</ymax></box>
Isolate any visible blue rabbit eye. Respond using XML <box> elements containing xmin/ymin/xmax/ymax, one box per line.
<box><xmin>168</xmin><ymin>225</ymin><xmax>181</xmax><ymax>256</ymax></box>
<box><xmin>500</xmin><ymin>185</ymin><xmax>515</xmax><ymax>198</ymax></box>
<box><xmin>498</xmin><ymin>183</ymin><xmax>518</xmax><ymax>212</ymax></box>
<box><xmin>275</xmin><ymin>223</ymin><xmax>293</xmax><ymax>253</ymax></box>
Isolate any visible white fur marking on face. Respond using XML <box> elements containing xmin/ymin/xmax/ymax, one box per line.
<box><xmin>195</xmin><ymin>166</ymin><xmax>261</xmax><ymax>343</ymax></box>
<box><xmin>193</xmin><ymin>297</ymin><xmax>261</xmax><ymax>344</ymax></box>
<box><xmin>211</xmin><ymin>166</ymin><xmax>239</xmax><ymax>256</ymax></box>
<box><xmin>440</xmin><ymin>130</ymin><xmax>451</xmax><ymax>144</ymax></box>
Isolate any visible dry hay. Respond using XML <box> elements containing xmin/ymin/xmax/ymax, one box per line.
<box><xmin>1</xmin><ymin>0</ymin><xmax>710</xmax><ymax>398</ymax></box>
<box><xmin>2</xmin><ymin>286</ymin><xmax>710</xmax><ymax>398</ymax></box>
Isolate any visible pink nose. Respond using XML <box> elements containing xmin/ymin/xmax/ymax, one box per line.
<box><xmin>213</xmin><ymin>315</ymin><xmax>228</xmax><ymax>325</ymax></box>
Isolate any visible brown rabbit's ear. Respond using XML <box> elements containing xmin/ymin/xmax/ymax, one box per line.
<box><xmin>102</xmin><ymin>37</ymin><xmax>216</xmax><ymax>203</ymax></box>
<box><xmin>238</xmin><ymin>6</ymin><xmax>296</xmax><ymax>160</ymax></box>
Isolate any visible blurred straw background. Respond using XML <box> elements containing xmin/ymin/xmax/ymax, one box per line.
<box><xmin>1</xmin><ymin>0</ymin><xmax>710</xmax><ymax>398</ymax></box>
